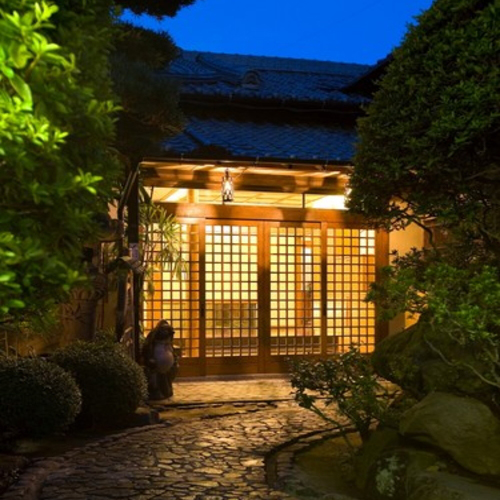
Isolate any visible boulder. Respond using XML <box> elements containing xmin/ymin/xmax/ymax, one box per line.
<box><xmin>355</xmin><ymin>428</ymin><xmax>402</xmax><ymax>490</ymax></box>
<box><xmin>400</xmin><ymin>392</ymin><xmax>500</xmax><ymax>476</ymax></box>
<box><xmin>371</xmin><ymin>322</ymin><xmax>424</xmax><ymax>389</ymax></box>
<box><xmin>407</xmin><ymin>471</ymin><xmax>500</xmax><ymax>500</ymax></box>
<box><xmin>364</xmin><ymin>447</ymin><xmax>439</xmax><ymax>500</ymax></box>
<box><xmin>371</xmin><ymin>320</ymin><xmax>496</xmax><ymax>402</ymax></box>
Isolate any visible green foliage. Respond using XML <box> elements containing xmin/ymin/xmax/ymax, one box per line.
<box><xmin>52</xmin><ymin>340</ymin><xmax>147</xmax><ymax>425</ymax></box>
<box><xmin>140</xmin><ymin>191</ymin><xmax>184</xmax><ymax>294</ymax></box>
<box><xmin>370</xmin><ymin>253</ymin><xmax>500</xmax><ymax>389</ymax></box>
<box><xmin>290</xmin><ymin>347</ymin><xmax>397</xmax><ymax>449</ymax></box>
<box><xmin>119</xmin><ymin>0</ymin><xmax>196</xmax><ymax>18</ymax></box>
<box><xmin>114</xmin><ymin>23</ymin><xmax>178</xmax><ymax>70</ymax></box>
<box><xmin>347</xmin><ymin>0</ymin><xmax>500</xmax><ymax>399</ymax></box>
<box><xmin>0</xmin><ymin>356</ymin><xmax>81</xmax><ymax>437</ymax></box>
<box><xmin>112</xmin><ymin>23</ymin><xmax>184</xmax><ymax>162</ymax></box>
<box><xmin>0</xmin><ymin>0</ymin><xmax>121</xmax><ymax>319</ymax></box>
<box><xmin>375</xmin><ymin>455</ymin><xmax>404</xmax><ymax>499</ymax></box>
<box><xmin>349</xmin><ymin>0</ymin><xmax>500</xmax><ymax>259</ymax></box>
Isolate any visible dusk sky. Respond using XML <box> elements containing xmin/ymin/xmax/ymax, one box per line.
<box><xmin>122</xmin><ymin>0</ymin><xmax>435</xmax><ymax>64</ymax></box>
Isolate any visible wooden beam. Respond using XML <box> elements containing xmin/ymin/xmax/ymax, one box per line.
<box><xmin>158</xmin><ymin>202</ymin><xmax>370</xmax><ymax>226</ymax></box>
<box><xmin>141</xmin><ymin>157</ymin><xmax>353</xmax><ymax>171</ymax></box>
<box><xmin>143</xmin><ymin>169</ymin><xmax>346</xmax><ymax>195</ymax></box>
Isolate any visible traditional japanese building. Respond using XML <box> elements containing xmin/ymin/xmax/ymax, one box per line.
<box><xmin>140</xmin><ymin>51</ymin><xmax>419</xmax><ymax>376</ymax></box>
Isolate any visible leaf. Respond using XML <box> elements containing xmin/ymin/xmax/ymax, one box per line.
<box><xmin>9</xmin><ymin>43</ymin><xmax>31</xmax><ymax>69</ymax></box>
<box><xmin>10</xmin><ymin>74</ymin><xmax>32</xmax><ymax>103</ymax></box>
<box><xmin>0</xmin><ymin>272</ymin><xmax>15</xmax><ymax>283</ymax></box>
<box><xmin>0</xmin><ymin>65</ymin><xmax>14</xmax><ymax>79</ymax></box>
<box><xmin>6</xmin><ymin>299</ymin><xmax>25</xmax><ymax>309</ymax></box>
<box><xmin>44</xmin><ymin>43</ymin><xmax>61</xmax><ymax>52</ymax></box>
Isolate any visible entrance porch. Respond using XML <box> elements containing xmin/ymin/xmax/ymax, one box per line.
<box><xmin>141</xmin><ymin>162</ymin><xmax>388</xmax><ymax>376</ymax></box>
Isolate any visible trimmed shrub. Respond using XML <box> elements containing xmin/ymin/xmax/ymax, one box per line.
<box><xmin>290</xmin><ymin>346</ymin><xmax>399</xmax><ymax>449</ymax></box>
<box><xmin>52</xmin><ymin>341</ymin><xmax>147</xmax><ymax>426</ymax></box>
<box><xmin>0</xmin><ymin>357</ymin><xmax>81</xmax><ymax>437</ymax></box>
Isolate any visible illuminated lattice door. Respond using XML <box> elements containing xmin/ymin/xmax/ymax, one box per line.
<box><xmin>205</xmin><ymin>223</ymin><xmax>259</xmax><ymax>358</ymax></box>
<box><xmin>326</xmin><ymin>228</ymin><xmax>377</xmax><ymax>353</ymax></box>
<box><xmin>143</xmin><ymin>223</ymin><xmax>200</xmax><ymax>360</ymax></box>
<box><xmin>269</xmin><ymin>224</ymin><xmax>322</xmax><ymax>355</ymax></box>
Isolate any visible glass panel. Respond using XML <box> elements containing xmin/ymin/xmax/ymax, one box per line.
<box><xmin>143</xmin><ymin>223</ymin><xmax>200</xmax><ymax>358</ymax></box>
<box><xmin>326</xmin><ymin>228</ymin><xmax>376</xmax><ymax>354</ymax></box>
<box><xmin>205</xmin><ymin>224</ymin><xmax>259</xmax><ymax>357</ymax></box>
<box><xmin>269</xmin><ymin>226</ymin><xmax>322</xmax><ymax>355</ymax></box>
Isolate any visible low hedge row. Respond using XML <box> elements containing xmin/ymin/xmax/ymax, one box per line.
<box><xmin>0</xmin><ymin>341</ymin><xmax>147</xmax><ymax>438</ymax></box>
<box><xmin>0</xmin><ymin>357</ymin><xmax>81</xmax><ymax>437</ymax></box>
<box><xmin>52</xmin><ymin>341</ymin><xmax>147</xmax><ymax>426</ymax></box>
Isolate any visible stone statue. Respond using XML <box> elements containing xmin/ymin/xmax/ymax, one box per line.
<box><xmin>142</xmin><ymin>320</ymin><xmax>179</xmax><ymax>400</ymax></box>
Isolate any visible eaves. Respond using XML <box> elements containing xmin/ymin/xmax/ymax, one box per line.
<box><xmin>179</xmin><ymin>92</ymin><xmax>366</xmax><ymax>114</ymax></box>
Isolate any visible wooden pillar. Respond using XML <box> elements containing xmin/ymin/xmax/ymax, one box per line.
<box><xmin>127</xmin><ymin>175</ymin><xmax>141</xmax><ymax>361</ymax></box>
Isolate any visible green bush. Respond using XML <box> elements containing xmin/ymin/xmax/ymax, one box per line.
<box><xmin>52</xmin><ymin>341</ymin><xmax>147</xmax><ymax>426</ymax></box>
<box><xmin>0</xmin><ymin>357</ymin><xmax>81</xmax><ymax>437</ymax></box>
<box><xmin>370</xmin><ymin>253</ymin><xmax>500</xmax><ymax>395</ymax></box>
<box><xmin>290</xmin><ymin>347</ymin><xmax>398</xmax><ymax>450</ymax></box>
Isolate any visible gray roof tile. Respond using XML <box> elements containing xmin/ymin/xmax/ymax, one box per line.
<box><xmin>164</xmin><ymin>116</ymin><xmax>357</xmax><ymax>163</ymax></box>
<box><xmin>165</xmin><ymin>50</ymin><xmax>371</xmax><ymax>105</ymax></box>
<box><xmin>170</xmin><ymin>51</ymin><xmax>370</xmax><ymax>77</ymax></box>
<box><xmin>161</xmin><ymin>51</ymin><xmax>375</xmax><ymax>163</ymax></box>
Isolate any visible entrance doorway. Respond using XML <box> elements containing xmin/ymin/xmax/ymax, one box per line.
<box><xmin>143</xmin><ymin>204</ymin><xmax>386</xmax><ymax>376</ymax></box>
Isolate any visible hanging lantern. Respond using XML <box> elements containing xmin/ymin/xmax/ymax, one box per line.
<box><xmin>221</xmin><ymin>168</ymin><xmax>234</xmax><ymax>203</ymax></box>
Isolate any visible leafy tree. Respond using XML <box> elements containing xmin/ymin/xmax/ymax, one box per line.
<box><xmin>0</xmin><ymin>0</ymin><xmax>121</xmax><ymax>319</ymax></box>
<box><xmin>110</xmin><ymin>2</ymin><xmax>194</xmax><ymax>347</ymax></box>
<box><xmin>370</xmin><ymin>251</ymin><xmax>500</xmax><ymax>392</ymax></box>
<box><xmin>112</xmin><ymin>0</ymin><xmax>197</xmax><ymax>163</ymax></box>
<box><xmin>0</xmin><ymin>0</ymin><xmax>195</xmax><ymax>323</ymax></box>
<box><xmin>119</xmin><ymin>0</ymin><xmax>196</xmax><ymax>18</ymax></box>
<box><xmin>348</xmin><ymin>0</ymin><xmax>500</xmax><ymax>398</ymax></box>
<box><xmin>349</xmin><ymin>0</ymin><xmax>500</xmax><ymax>260</ymax></box>
<box><xmin>112</xmin><ymin>23</ymin><xmax>184</xmax><ymax>165</ymax></box>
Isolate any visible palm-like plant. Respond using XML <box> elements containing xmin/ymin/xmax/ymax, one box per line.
<box><xmin>139</xmin><ymin>190</ymin><xmax>185</xmax><ymax>296</ymax></box>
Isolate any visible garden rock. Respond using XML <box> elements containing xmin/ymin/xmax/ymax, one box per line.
<box><xmin>354</xmin><ymin>427</ymin><xmax>401</xmax><ymax>490</ymax></box>
<box><xmin>371</xmin><ymin>320</ymin><xmax>495</xmax><ymax>401</ymax></box>
<box><xmin>364</xmin><ymin>447</ymin><xmax>439</xmax><ymax>500</ymax></box>
<box><xmin>400</xmin><ymin>392</ymin><xmax>500</xmax><ymax>476</ymax></box>
<box><xmin>407</xmin><ymin>471</ymin><xmax>500</xmax><ymax>500</ymax></box>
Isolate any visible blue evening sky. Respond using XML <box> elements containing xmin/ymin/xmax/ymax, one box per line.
<box><xmin>122</xmin><ymin>0</ymin><xmax>434</xmax><ymax>65</ymax></box>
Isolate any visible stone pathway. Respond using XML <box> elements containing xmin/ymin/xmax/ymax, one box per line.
<box><xmin>4</xmin><ymin>377</ymin><xmax>344</xmax><ymax>500</ymax></box>
<box><xmin>164</xmin><ymin>375</ymin><xmax>297</xmax><ymax>405</ymax></box>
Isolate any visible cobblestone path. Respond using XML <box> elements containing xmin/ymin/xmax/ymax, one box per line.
<box><xmin>5</xmin><ymin>398</ymin><xmax>337</xmax><ymax>500</ymax></box>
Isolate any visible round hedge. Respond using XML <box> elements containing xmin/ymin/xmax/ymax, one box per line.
<box><xmin>51</xmin><ymin>341</ymin><xmax>147</xmax><ymax>426</ymax></box>
<box><xmin>0</xmin><ymin>357</ymin><xmax>82</xmax><ymax>437</ymax></box>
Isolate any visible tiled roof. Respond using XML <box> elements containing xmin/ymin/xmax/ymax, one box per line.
<box><xmin>160</xmin><ymin>50</ymin><xmax>377</xmax><ymax>164</ymax></box>
<box><xmin>165</xmin><ymin>116</ymin><xmax>357</xmax><ymax>163</ymax></box>
<box><xmin>165</xmin><ymin>50</ymin><xmax>371</xmax><ymax>105</ymax></box>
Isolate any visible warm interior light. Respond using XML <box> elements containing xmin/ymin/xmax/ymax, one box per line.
<box><xmin>165</xmin><ymin>188</ymin><xmax>188</xmax><ymax>202</ymax></box>
<box><xmin>310</xmin><ymin>195</ymin><xmax>347</xmax><ymax>210</ymax></box>
<box><xmin>221</xmin><ymin>168</ymin><xmax>234</xmax><ymax>202</ymax></box>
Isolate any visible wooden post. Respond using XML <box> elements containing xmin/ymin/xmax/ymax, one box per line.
<box><xmin>127</xmin><ymin>175</ymin><xmax>142</xmax><ymax>362</ymax></box>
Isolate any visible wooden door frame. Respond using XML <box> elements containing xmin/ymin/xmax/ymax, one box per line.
<box><xmin>262</xmin><ymin>220</ymin><xmax>323</xmax><ymax>373</ymax></box>
<box><xmin>152</xmin><ymin>202</ymin><xmax>389</xmax><ymax>376</ymax></box>
<box><xmin>203</xmin><ymin>219</ymin><xmax>262</xmax><ymax>376</ymax></box>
